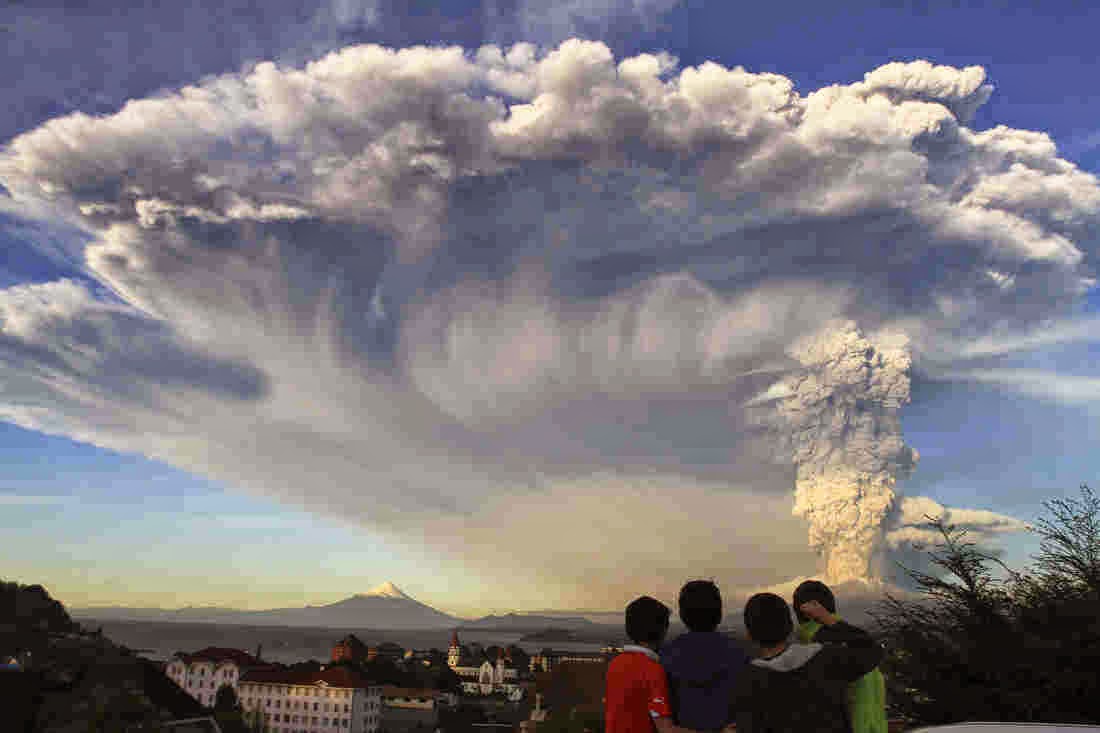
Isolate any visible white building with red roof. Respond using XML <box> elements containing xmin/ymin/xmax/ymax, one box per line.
<box><xmin>238</xmin><ymin>665</ymin><xmax>383</xmax><ymax>733</ymax></box>
<box><xmin>165</xmin><ymin>647</ymin><xmax>263</xmax><ymax>707</ymax></box>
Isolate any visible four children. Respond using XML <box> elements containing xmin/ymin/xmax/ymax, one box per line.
<box><xmin>606</xmin><ymin>580</ymin><xmax>886</xmax><ymax>733</ymax></box>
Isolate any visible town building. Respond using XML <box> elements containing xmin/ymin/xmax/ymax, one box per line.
<box><xmin>447</xmin><ymin>631</ymin><xmax>462</xmax><ymax>668</ymax></box>
<box><xmin>378</xmin><ymin>686</ymin><xmax>440</xmax><ymax>732</ymax></box>
<box><xmin>331</xmin><ymin>635</ymin><xmax>368</xmax><ymax>664</ymax></box>
<box><xmin>165</xmin><ymin>647</ymin><xmax>262</xmax><ymax>707</ymax></box>
<box><xmin>366</xmin><ymin>641</ymin><xmax>404</xmax><ymax>662</ymax></box>
<box><xmin>528</xmin><ymin>649</ymin><xmax>611</xmax><ymax>674</ymax></box>
<box><xmin>381</xmin><ymin>686</ymin><xmax>438</xmax><ymax>710</ymax></box>
<box><xmin>460</xmin><ymin>650</ymin><xmax>523</xmax><ymax>697</ymax></box>
<box><xmin>238</xmin><ymin>665</ymin><xmax>383</xmax><ymax>733</ymax></box>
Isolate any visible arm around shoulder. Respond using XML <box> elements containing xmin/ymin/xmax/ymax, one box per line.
<box><xmin>816</xmin><ymin>622</ymin><xmax>884</xmax><ymax>681</ymax></box>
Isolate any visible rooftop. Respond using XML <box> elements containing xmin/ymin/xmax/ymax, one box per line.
<box><xmin>240</xmin><ymin>665</ymin><xmax>377</xmax><ymax>689</ymax></box>
<box><xmin>174</xmin><ymin>647</ymin><xmax>260</xmax><ymax>667</ymax></box>
<box><xmin>381</xmin><ymin>685</ymin><xmax>439</xmax><ymax>698</ymax></box>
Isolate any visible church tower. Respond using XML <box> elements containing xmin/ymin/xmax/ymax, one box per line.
<box><xmin>447</xmin><ymin>630</ymin><xmax>461</xmax><ymax>668</ymax></box>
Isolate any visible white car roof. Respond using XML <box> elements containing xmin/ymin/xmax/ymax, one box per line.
<box><xmin>910</xmin><ymin>724</ymin><xmax>1100</xmax><ymax>732</ymax></box>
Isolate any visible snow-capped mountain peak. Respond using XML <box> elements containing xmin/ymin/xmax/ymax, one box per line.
<box><xmin>362</xmin><ymin>581</ymin><xmax>411</xmax><ymax>600</ymax></box>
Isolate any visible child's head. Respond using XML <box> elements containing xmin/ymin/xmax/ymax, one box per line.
<box><xmin>743</xmin><ymin>592</ymin><xmax>793</xmax><ymax>647</ymax></box>
<box><xmin>678</xmin><ymin>580</ymin><xmax>723</xmax><ymax>632</ymax></box>
<box><xmin>792</xmin><ymin>579</ymin><xmax>836</xmax><ymax>623</ymax></box>
<box><xmin>625</xmin><ymin>596</ymin><xmax>671</xmax><ymax>647</ymax></box>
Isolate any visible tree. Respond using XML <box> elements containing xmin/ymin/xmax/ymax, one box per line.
<box><xmin>213</xmin><ymin>684</ymin><xmax>250</xmax><ymax>733</ymax></box>
<box><xmin>1029</xmin><ymin>484</ymin><xmax>1100</xmax><ymax>597</ymax></box>
<box><xmin>433</xmin><ymin>664</ymin><xmax>462</xmax><ymax>693</ymax></box>
<box><xmin>87</xmin><ymin>689</ymin><xmax>163</xmax><ymax>732</ymax></box>
<box><xmin>539</xmin><ymin>709</ymin><xmax>604</xmax><ymax>733</ymax></box>
<box><xmin>244</xmin><ymin>708</ymin><xmax>270</xmax><ymax>733</ymax></box>
<box><xmin>874</xmin><ymin>489</ymin><xmax>1100</xmax><ymax>725</ymax></box>
<box><xmin>505</xmin><ymin>645</ymin><xmax>530</xmax><ymax>672</ymax></box>
<box><xmin>437</xmin><ymin>702</ymin><xmax>487</xmax><ymax>732</ymax></box>
<box><xmin>0</xmin><ymin>579</ymin><xmax>76</xmax><ymax>633</ymax></box>
<box><xmin>214</xmin><ymin>684</ymin><xmax>240</xmax><ymax>712</ymax></box>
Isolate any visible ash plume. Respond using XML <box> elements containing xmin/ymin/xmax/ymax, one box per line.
<box><xmin>750</xmin><ymin>323</ymin><xmax>916</xmax><ymax>584</ymax></box>
<box><xmin>1</xmin><ymin>41</ymin><xmax>1098</xmax><ymax>600</ymax></box>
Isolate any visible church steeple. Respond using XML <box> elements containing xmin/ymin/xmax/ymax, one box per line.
<box><xmin>447</xmin><ymin>630</ymin><xmax>461</xmax><ymax>668</ymax></box>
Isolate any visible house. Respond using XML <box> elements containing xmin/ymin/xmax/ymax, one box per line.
<box><xmin>529</xmin><ymin>649</ymin><xmax>611</xmax><ymax>674</ymax></box>
<box><xmin>332</xmin><ymin>635</ymin><xmax>369</xmax><ymax>664</ymax></box>
<box><xmin>381</xmin><ymin>686</ymin><xmax>440</xmax><ymax>710</ymax></box>
<box><xmin>165</xmin><ymin>647</ymin><xmax>263</xmax><ymax>707</ymax></box>
<box><xmin>379</xmin><ymin>687</ymin><xmax>441</xmax><ymax>732</ymax></box>
<box><xmin>367</xmin><ymin>642</ymin><xmax>405</xmax><ymax>662</ymax></box>
<box><xmin>239</xmin><ymin>664</ymin><xmax>384</xmax><ymax>733</ymax></box>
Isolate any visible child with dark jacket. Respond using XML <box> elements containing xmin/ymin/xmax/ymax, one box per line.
<box><xmin>727</xmin><ymin>592</ymin><xmax>884</xmax><ymax>733</ymax></box>
<box><xmin>661</xmin><ymin>580</ymin><xmax>749</xmax><ymax>732</ymax></box>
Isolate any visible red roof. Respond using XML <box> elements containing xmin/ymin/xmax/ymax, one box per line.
<box><xmin>175</xmin><ymin>647</ymin><xmax>260</xmax><ymax>666</ymax></box>
<box><xmin>240</xmin><ymin>666</ymin><xmax>377</xmax><ymax>689</ymax></box>
<box><xmin>381</xmin><ymin>685</ymin><xmax>438</xmax><ymax>698</ymax></box>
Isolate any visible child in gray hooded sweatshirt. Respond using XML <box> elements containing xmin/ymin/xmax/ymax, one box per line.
<box><xmin>727</xmin><ymin>592</ymin><xmax>883</xmax><ymax>733</ymax></box>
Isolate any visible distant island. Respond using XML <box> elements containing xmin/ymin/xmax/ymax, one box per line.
<box><xmin>457</xmin><ymin>612</ymin><xmax>603</xmax><ymax>632</ymax></box>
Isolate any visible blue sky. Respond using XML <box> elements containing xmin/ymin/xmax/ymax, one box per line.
<box><xmin>1</xmin><ymin>0</ymin><xmax>1098</xmax><ymax>615</ymax></box>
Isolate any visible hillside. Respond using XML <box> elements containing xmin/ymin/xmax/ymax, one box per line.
<box><xmin>1</xmin><ymin>579</ymin><xmax>207</xmax><ymax>732</ymax></box>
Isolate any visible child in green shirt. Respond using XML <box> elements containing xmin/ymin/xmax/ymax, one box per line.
<box><xmin>793</xmin><ymin>580</ymin><xmax>887</xmax><ymax>733</ymax></box>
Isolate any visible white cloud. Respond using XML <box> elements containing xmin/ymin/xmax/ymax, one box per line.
<box><xmin>0</xmin><ymin>42</ymin><xmax>1097</xmax><ymax>598</ymax></box>
<box><xmin>0</xmin><ymin>493</ymin><xmax>66</xmax><ymax>506</ymax></box>
<box><xmin>942</xmin><ymin>316</ymin><xmax>1100</xmax><ymax>360</ymax></box>
<box><xmin>485</xmin><ymin>0</ymin><xmax>682</xmax><ymax>46</ymax></box>
<box><xmin>932</xmin><ymin>368</ymin><xmax>1100</xmax><ymax>407</ymax></box>
<box><xmin>885</xmin><ymin>495</ymin><xmax>1028</xmax><ymax>551</ymax></box>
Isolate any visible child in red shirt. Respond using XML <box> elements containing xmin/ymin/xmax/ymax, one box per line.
<box><xmin>606</xmin><ymin>596</ymin><xmax>693</xmax><ymax>733</ymax></box>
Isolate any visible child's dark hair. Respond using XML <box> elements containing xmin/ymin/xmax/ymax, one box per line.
<box><xmin>792</xmin><ymin>580</ymin><xmax>837</xmax><ymax>623</ymax></box>
<box><xmin>678</xmin><ymin>580</ymin><xmax>723</xmax><ymax>632</ymax></box>
<box><xmin>743</xmin><ymin>593</ymin><xmax>793</xmax><ymax>646</ymax></box>
<box><xmin>625</xmin><ymin>596</ymin><xmax>671</xmax><ymax>645</ymax></box>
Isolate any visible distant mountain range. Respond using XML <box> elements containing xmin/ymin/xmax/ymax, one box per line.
<box><xmin>71</xmin><ymin>582</ymin><xmax>618</xmax><ymax>631</ymax></box>
<box><xmin>73</xmin><ymin>579</ymin><xmax>896</xmax><ymax>633</ymax></box>
<box><xmin>72</xmin><ymin>582</ymin><xmax>461</xmax><ymax>630</ymax></box>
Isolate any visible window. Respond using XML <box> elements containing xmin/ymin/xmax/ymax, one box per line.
<box><xmin>314</xmin><ymin>703</ymin><xmax>319</xmax><ymax>711</ymax></box>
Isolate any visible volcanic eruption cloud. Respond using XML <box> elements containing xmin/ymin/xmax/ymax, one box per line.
<box><xmin>2</xmin><ymin>41</ymin><xmax>1098</xmax><ymax>603</ymax></box>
